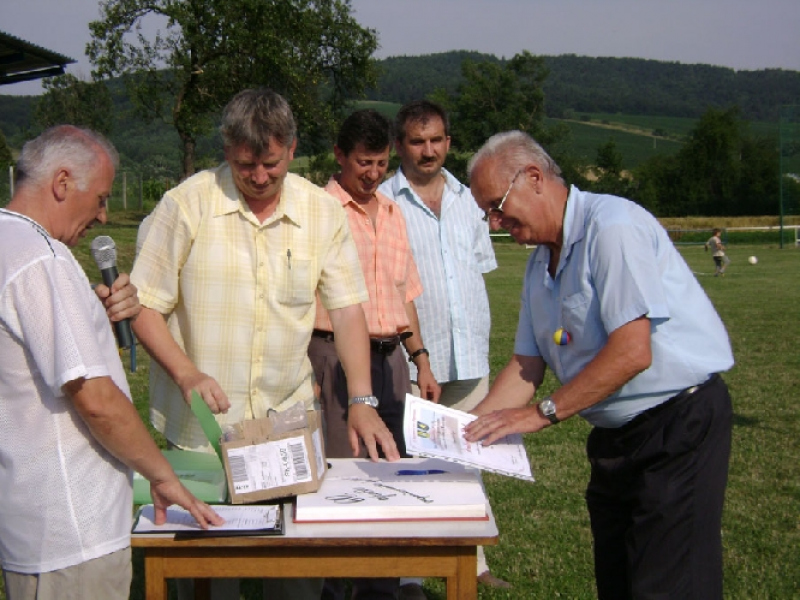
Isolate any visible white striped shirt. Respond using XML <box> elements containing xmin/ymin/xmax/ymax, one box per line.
<box><xmin>379</xmin><ymin>168</ymin><xmax>497</xmax><ymax>382</ymax></box>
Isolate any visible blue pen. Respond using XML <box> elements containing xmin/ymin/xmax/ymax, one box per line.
<box><xmin>395</xmin><ymin>469</ymin><xmax>448</xmax><ymax>476</ymax></box>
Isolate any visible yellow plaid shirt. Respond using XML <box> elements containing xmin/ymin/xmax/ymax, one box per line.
<box><xmin>314</xmin><ymin>177</ymin><xmax>422</xmax><ymax>336</ymax></box>
<box><xmin>132</xmin><ymin>165</ymin><xmax>367</xmax><ymax>451</ymax></box>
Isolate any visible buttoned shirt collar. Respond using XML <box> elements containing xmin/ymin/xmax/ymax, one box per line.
<box><xmin>215</xmin><ymin>166</ymin><xmax>303</xmax><ymax>227</ymax></box>
<box><xmin>386</xmin><ymin>166</ymin><xmax>466</xmax><ymax>215</ymax></box>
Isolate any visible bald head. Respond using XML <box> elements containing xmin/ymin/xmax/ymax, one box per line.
<box><xmin>467</xmin><ymin>130</ymin><xmax>564</xmax><ymax>187</ymax></box>
<box><xmin>468</xmin><ymin>131</ymin><xmax>568</xmax><ymax>249</ymax></box>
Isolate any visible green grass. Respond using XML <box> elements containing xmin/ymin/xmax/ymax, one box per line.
<box><xmin>578</xmin><ymin>113</ymin><xmax>699</xmax><ymax>138</ymax></box>
<box><xmin>2</xmin><ymin>217</ymin><xmax>798</xmax><ymax>599</ymax></box>
<box><xmin>551</xmin><ymin>118</ymin><xmax>683</xmax><ymax>169</ymax></box>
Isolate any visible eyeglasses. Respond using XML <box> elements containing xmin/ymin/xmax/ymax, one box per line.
<box><xmin>482</xmin><ymin>169</ymin><xmax>524</xmax><ymax>222</ymax></box>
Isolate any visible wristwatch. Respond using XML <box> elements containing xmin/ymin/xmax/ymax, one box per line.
<box><xmin>349</xmin><ymin>395</ymin><xmax>379</xmax><ymax>408</ymax></box>
<box><xmin>538</xmin><ymin>396</ymin><xmax>560</xmax><ymax>424</ymax></box>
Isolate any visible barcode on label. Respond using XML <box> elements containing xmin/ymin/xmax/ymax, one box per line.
<box><xmin>228</xmin><ymin>454</ymin><xmax>248</xmax><ymax>483</ymax></box>
<box><xmin>289</xmin><ymin>442</ymin><xmax>308</xmax><ymax>479</ymax></box>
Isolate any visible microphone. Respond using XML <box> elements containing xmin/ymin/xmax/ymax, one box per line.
<box><xmin>90</xmin><ymin>235</ymin><xmax>134</xmax><ymax>349</ymax></box>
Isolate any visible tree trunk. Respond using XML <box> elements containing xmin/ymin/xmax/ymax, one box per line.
<box><xmin>181</xmin><ymin>134</ymin><xmax>197</xmax><ymax>181</ymax></box>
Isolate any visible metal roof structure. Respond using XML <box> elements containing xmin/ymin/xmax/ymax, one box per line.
<box><xmin>0</xmin><ymin>30</ymin><xmax>75</xmax><ymax>86</ymax></box>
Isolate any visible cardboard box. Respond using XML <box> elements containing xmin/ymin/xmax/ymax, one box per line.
<box><xmin>220</xmin><ymin>409</ymin><xmax>327</xmax><ymax>504</ymax></box>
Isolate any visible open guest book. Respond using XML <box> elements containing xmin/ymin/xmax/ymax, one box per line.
<box><xmin>403</xmin><ymin>393</ymin><xmax>535</xmax><ymax>482</ymax></box>
<box><xmin>133</xmin><ymin>503</ymin><xmax>284</xmax><ymax>537</ymax></box>
<box><xmin>293</xmin><ymin>458</ymin><xmax>488</xmax><ymax>523</ymax></box>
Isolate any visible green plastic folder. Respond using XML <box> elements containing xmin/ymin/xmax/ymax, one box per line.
<box><xmin>132</xmin><ymin>392</ymin><xmax>227</xmax><ymax>504</ymax></box>
<box><xmin>190</xmin><ymin>391</ymin><xmax>225</xmax><ymax>462</ymax></box>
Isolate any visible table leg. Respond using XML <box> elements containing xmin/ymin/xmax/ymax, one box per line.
<box><xmin>143</xmin><ymin>550</ymin><xmax>168</xmax><ymax>600</ymax></box>
<box><xmin>195</xmin><ymin>578</ymin><xmax>211</xmax><ymax>600</ymax></box>
<box><xmin>446</xmin><ymin>548</ymin><xmax>478</xmax><ymax>600</ymax></box>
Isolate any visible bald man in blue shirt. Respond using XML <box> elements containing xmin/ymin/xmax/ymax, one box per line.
<box><xmin>465</xmin><ymin>130</ymin><xmax>734</xmax><ymax>600</ymax></box>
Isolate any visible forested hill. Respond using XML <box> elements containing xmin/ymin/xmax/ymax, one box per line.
<box><xmin>1</xmin><ymin>51</ymin><xmax>797</xmax><ymax>154</ymax></box>
<box><xmin>367</xmin><ymin>51</ymin><xmax>800</xmax><ymax>122</ymax></box>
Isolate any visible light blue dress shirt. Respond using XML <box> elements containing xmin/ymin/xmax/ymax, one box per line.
<box><xmin>379</xmin><ymin>168</ymin><xmax>497</xmax><ymax>382</ymax></box>
<box><xmin>515</xmin><ymin>186</ymin><xmax>734</xmax><ymax>428</ymax></box>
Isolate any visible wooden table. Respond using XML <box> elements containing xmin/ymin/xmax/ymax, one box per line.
<box><xmin>132</xmin><ymin>502</ymin><xmax>498</xmax><ymax>600</ymax></box>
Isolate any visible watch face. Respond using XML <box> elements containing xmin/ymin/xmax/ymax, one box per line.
<box><xmin>539</xmin><ymin>398</ymin><xmax>559</xmax><ymax>424</ymax></box>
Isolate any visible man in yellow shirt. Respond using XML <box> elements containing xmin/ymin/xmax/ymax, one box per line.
<box><xmin>132</xmin><ymin>89</ymin><xmax>398</xmax><ymax>600</ymax></box>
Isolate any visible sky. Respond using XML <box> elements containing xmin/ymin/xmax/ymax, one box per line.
<box><xmin>2</xmin><ymin>0</ymin><xmax>799</xmax><ymax>96</ymax></box>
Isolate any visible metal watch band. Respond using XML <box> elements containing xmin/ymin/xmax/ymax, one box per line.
<box><xmin>348</xmin><ymin>395</ymin><xmax>379</xmax><ymax>408</ymax></box>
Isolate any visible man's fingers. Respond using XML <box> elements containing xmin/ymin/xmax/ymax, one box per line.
<box><xmin>153</xmin><ymin>505</ymin><xmax>167</xmax><ymax>525</ymax></box>
<box><xmin>191</xmin><ymin>502</ymin><xmax>224</xmax><ymax>529</ymax></box>
<box><xmin>375</xmin><ymin>429</ymin><xmax>400</xmax><ymax>461</ymax></box>
<box><xmin>363</xmin><ymin>438</ymin><xmax>380</xmax><ymax>462</ymax></box>
<box><xmin>464</xmin><ymin>414</ymin><xmax>498</xmax><ymax>442</ymax></box>
<box><xmin>348</xmin><ymin>429</ymin><xmax>362</xmax><ymax>458</ymax></box>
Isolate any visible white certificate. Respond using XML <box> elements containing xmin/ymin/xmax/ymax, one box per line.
<box><xmin>403</xmin><ymin>394</ymin><xmax>534</xmax><ymax>481</ymax></box>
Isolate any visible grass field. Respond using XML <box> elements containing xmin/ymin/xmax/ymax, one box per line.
<box><xmin>554</xmin><ymin>118</ymin><xmax>684</xmax><ymax>169</ymax></box>
<box><xmin>1</xmin><ymin>217</ymin><xmax>798</xmax><ymax>599</ymax></box>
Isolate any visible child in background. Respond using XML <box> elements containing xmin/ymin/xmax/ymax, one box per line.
<box><xmin>705</xmin><ymin>228</ymin><xmax>728</xmax><ymax>276</ymax></box>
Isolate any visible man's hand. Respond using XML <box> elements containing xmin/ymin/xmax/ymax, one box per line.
<box><xmin>415</xmin><ymin>362</ymin><xmax>441</xmax><ymax>403</ymax></box>
<box><xmin>150</xmin><ymin>477</ymin><xmax>225</xmax><ymax>529</ymax></box>
<box><xmin>177</xmin><ymin>370</ymin><xmax>231</xmax><ymax>414</ymax></box>
<box><xmin>65</xmin><ymin>375</ymin><xmax>224</xmax><ymax>530</ymax></box>
<box><xmin>94</xmin><ymin>272</ymin><xmax>141</xmax><ymax>323</ymax></box>
<box><xmin>464</xmin><ymin>405</ymin><xmax>546</xmax><ymax>446</ymax></box>
<box><xmin>347</xmin><ymin>404</ymin><xmax>400</xmax><ymax>461</ymax></box>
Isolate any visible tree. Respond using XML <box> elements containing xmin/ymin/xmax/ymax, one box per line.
<box><xmin>632</xmin><ymin>106</ymin><xmax>780</xmax><ymax>216</ymax></box>
<box><xmin>592</xmin><ymin>138</ymin><xmax>632</xmax><ymax>197</ymax></box>
<box><xmin>676</xmin><ymin>106</ymin><xmax>743</xmax><ymax>215</ymax></box>
<box><xmin>595</xmin><ymin>138</ymin><xmax>623</xmax><ymax>178</ymax></box>
<box><xmin>0</xmin><ymin>129</ymin><xmax>12</xmax><ymax>168</ymax></box>
<box><xmin>87</xmin><ymin>0</ymin><xmax>378</xmax><ymax>177</ymax></box>
<box><xmin>431</xmin><ymin>51</ymin><xmax>565</xmax><ymax>152</ymax></box>
<box><xmin>33</xmin><ymin>75</ymin><xmax>113</xmax><ymax>135</ymax></box>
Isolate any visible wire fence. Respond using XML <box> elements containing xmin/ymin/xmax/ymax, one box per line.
<box><xmin>0</xmin><ymin>166</ymin><xmax>174</xmax><ymax>213</ymax></box>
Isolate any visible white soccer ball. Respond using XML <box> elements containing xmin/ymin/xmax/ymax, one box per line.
<box><xmin>748</xmin><ymin>256</ymin><xmax>758</xmax><ymax>265</ymax></box>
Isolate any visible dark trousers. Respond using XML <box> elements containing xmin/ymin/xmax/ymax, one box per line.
<box><xmin>586</xmin><ymin>375</ymin><xmax>732</xmax><ymax>600</ymax></box>
<box><xmin>308</xmin><ymin>334</ymin><xmax>410</xmax><ymax>600</ymax></box>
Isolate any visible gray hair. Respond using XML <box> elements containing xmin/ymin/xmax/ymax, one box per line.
<box><xmin>467</xmin><ymin>130</ymin><xmax>564</xmax><ymax>186</ymax></box>
<box><xmin>16</xmin><ymin>125</ymin><xmax>119</xmax><ymax>191</ymax></box>
<box><xmin>220</xmin><ymin>88</ymin><xmax>297</xmax><ymax>154</ymax></box>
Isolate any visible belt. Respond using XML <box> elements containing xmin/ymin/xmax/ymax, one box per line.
<box><xmin>638</xmin><ymin>373</ymin><xmax>721</xmax><ymax>423</ymax></box>
<box><xmin>312</xmin><ymin>329</ymin><xmax>411</xmax><ymax>355</ymax></box>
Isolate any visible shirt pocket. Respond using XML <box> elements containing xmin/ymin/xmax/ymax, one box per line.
<box><xmin>560</xmin><ymin>290</ymin><xmax>604</xmax><ymax>351</ymax></box>
<box><xmin>270</xmin><ymin>253</ymin><xmax>315</xmax><ymax>306</ymax></box>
